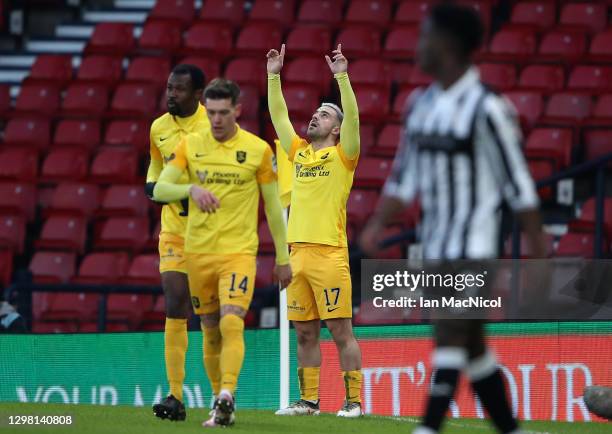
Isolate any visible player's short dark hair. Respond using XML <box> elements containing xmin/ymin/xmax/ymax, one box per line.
<box><xmin>203</xmin><ymin>78</ymin><xmax>241</xmax><ymax>106</ymax></box>
<box><xmin>429</xmin><ymin>3</ymin><xmax>484</xmax><ymax>58</ymax></box>
<box><xmin>171</xmin><ymin>64</ymin><xmax>205</xmax><ymax>91</ymax></box>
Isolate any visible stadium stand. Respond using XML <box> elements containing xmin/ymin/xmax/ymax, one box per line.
<box><xmin>0</xmin><ymin>0</ymin><xmax>610</xmax><ymax>332</ymax></box>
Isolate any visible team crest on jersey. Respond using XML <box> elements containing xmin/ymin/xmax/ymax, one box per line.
<box><xmin>196</xmin><ymin>169</ymin><xmax>209</xmax><ymax>184</ymax></box>
<box><xmin>236</xmin><ymin>151</ymin><xmax>247</xmax><ymax>163</ymax></box>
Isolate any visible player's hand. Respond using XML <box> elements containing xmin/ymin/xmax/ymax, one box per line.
<box><xmin>274</xmin><ymin>263</ymin><xmax>292</xmax><ymax>289</ymax></box>
<box><xmin>189</xmin><ymin>185</ymin><xmax>220</xmax><ymax>213</ymax></box>
<box><xmin>266</xmin><ymin>44</ymin><xmax>285</xmax><ymax>74</ymax></box>
<box><xmin>325</xmin><ymin>44</ymin><xmax>348</xmax><ymax>74</ymax></box>
<box><xmin>359</xmin><ymin>220</ymin><xmax>383</xmax><ymax>257</ymax></box>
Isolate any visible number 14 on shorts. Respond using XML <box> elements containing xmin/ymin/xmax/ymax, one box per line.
<box><xmin>229</xmin><ymin>273</ymin><xmax>248</xmax><ymax>294</ymax></box>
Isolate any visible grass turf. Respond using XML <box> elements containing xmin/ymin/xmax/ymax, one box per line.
<box><xmin>0</xmin><ymin>403</ymin><xmax>609</xmax><ymax>434</ymax></box>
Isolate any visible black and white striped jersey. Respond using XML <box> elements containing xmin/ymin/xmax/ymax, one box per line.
<box><xmin>384</xmin><ymin>67</ymin><xmax>539</xmax><ymax>260</ymax></box>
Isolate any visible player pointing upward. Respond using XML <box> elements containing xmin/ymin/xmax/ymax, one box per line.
<box><xmin>267</xmin><ymin>44</ymin><xmax>364</xmax><ymax>417</ymax></box>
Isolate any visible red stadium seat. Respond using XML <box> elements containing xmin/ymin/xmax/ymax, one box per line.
<box><xmin>145</xmin><ymin>219</ymin><xmax>161</xmax><ymax>251</ymax></box>
<box><xmin>90</xmin><ymin>148</ymin><xmax>138</xmax><ymax>184</ymax></box>
<box><xmin>347</xmin><ymin>189</ymin><xmax>378</xmax><ymax>229</ymax></box>
<box><xmin>543</xmin><ymin>92</ymin><xmax>592</xmax><ymax>123</ymax></box>
<box><xmin>527</xmin><ymin>159</ymin><xmax>554</xmax><ymax>199</ymax></box>
<box><xmin>525</xmin><ymin>128</ymin><xmax>573</xmax><ymax>169</ymax></box>
<box><xmin>224</xmin><ymin>58</ymin><xmax>266</xmax><ymax>93</ymax></box>
<box><xmin>40</xmin><ymin>148</ymin><xmax>89</xmax><ymax>183</ymax></box>
<box><xmin>568</xmin><ymin>66</ymin><xmax>612</xmax><ymax>92</ymax></box>
<box><xmin>122</xmin><ymin>254</ymin><xmax>160</xmax><ymax>285</ymax></box>
<box><xmin>556</xmin><ymin>232</ymin><xmax>595</xmax><ymax>257</ymax></box>
<box><xmin>510</xmin><ymin>1</ymin><xmax>556</xmax><ymax>29</ymax></box>
<box><xmin>32</xmin><ymin>321</ymin><xmax>80</xmax><ymax>333</ymax></box>
<box><xmin>457</xmin><ymin>0</ymin><xmax>491</xmax><ymax>34</ymax></box>
<box><xmin>589</xmin><ymin>29</ymin><xmax>612</xmax><ymax>61</ymax></box>
<box><xmin>570</xmin><ymin>197</ymin><xmax>612</xmax><ymax>240</ymax></box>
<box><xmin>85</xmin><ymin>23</ymin><xmax>135</xmax><ymax>56</ymax></box>
<box><xmin>14</xmin><ymin>83</ymin><xmax>61</xmax><ymax>116</ymax></box>
<box><xmin>72</xmin><ymin>252</ymin><xmax>130</xmax><ymax>284</ymax></box>
<box><xmin>336</xmin><ymin>26</ymin><xmax>381</xmax><ymax>58</ymax></box>
<box><xmin>249</xmin><ymin>0</ymin><xmax>295</xmax><ymax>27</ymax></box>
<box><xmin>27</xmin><ymin>54</ymin><xmax>73</xmax><ymax>86</ymax></box>
<box><xmin>103</xmin><ymin>120</ymin><xmax>149</xmax><ymax>151</ymax></box>
<box><xmin>80</xmin><ymin>322</ymin><xmax>130</xmax><ymax>332</ymax></box>
<box><xmin>394</xmin><ymin>1</ymin><xmax>431</xmax><ymax>25</ymax></box>
<box><xmin>235</xmin><ymin>24</ymin><xmax>282</xmax><ymax>56</ymax></box>
<box><xmin>0</xmin><ymin>182</ymin><xmax>36</xmax><ymax>221</ymax></box>
<box><xmin>518</xmin><ymin>64</ymin><xmax>565</xmax><ymax>93</ymax></box>
<box><xmin>183</xmin><ymin>22</ymin><xmax>233</xmax><ymax>57</ymax></box>
<box><xmin>559</xmin><ymin>3</ymin><xmax>607</xmax><ymax>33</ymax></box>
<box><xmin>0</xmin><ymin>85</ymin><xmax>9</xmax><ymax>117</ymax></box>
<box><xmin>354</xmin><ymin>85</ymin><xmax>389</xmax><ymax>124</ymax></box>
<box><xmin>148</xmin><ymin>0</ymin><xmax>195</xmax><ymax>27</ymax></box>
<box><xmin>126</xmin><ymin>57</ymin><xmax>171</xmax><ymax>88</ymax></box>
<box><xmin>478</xmin><ymin>63</ymin><xmax>516</xmax><ymax>91</ymax></box>
<box><xmin>0</xmin><ymin>214</ymin><xmax>25</xmax><ymax>253</ymax></box>
<box><xmin>107</xmin><ymin>294</ymin><xmax>155</xmax><ymax>327</ymax></box>
<box><xmin>345</xmin><ymin>0</ymin><xmax>392</xmax><ymax>27</ymax></box>
<box><xmin>29</xmin><ymin>251</ymin><xmax>76</xmax><ymax>283</ymax></box>
<box><xmin>47</xmin><ymin>183</ymin><xmax>100</xmax><ymax>217</ymax></box>
<box><xmin>98</xmin><ymin>185</ymin><xmax>149</xmax><ymax>217</ymax></box>
<box><xmin>41</xmin><ymin>291</ymin><xmax>100</xmax><ymax>323</ymax></box>
<box><xmin>199</xmin><ymin>0</ymin><xmax>245</xmax><ymax>28</ymax></box>
<box><xmin>583</xmin><ymin>129</ymin><xmax>612</xmax><ymax>161</ymax></box>
<box><xmin>407</xmin><ymin>67</ymin><xmax>432</xmax><ymax>88</ymax></box>
<box><xmin>95</xmin><ymin>217</ymin><xmax>149</xmax><ymax>251</ymax></box>
<box><xmin>504</xmin><ymin>91</ymin><xmax>543</xmax><ymax>129</ymax></box>
<box><xmin>350</xmin><ymin>59</ymin><xmax>392</xmax><ymax>87</ymax></box>
<box><xmin>0</xmin><ymin>249</ymin><xmax>12</xmax><ymax>287</ymax></box>
<box><xmin>239</xmin><ymin>119</ymin><xmax>260</xmax><ymax>135</ymax></box>
<box><xmin>76</xmin><ymin>56</ymin><xmax>123</xmax><ymax>86</ymax></box>
<box><xmin>36</xmin><ymin>215</ymin><xmax>87</xmax><ymax>253</ymax></box>
<box><xmin>3</xmin><ymin>117</ymin><xmax>50</xmax><ymax>149</ymax></box>
<box><xmin>357</xmin><ymin>124</ymin><xmax>375</xmax><ymax>157</ymax></box>
<box><xmin>62</xmin><ymin>82</ymin><xmax>109</xmax><ymax>118</ymax></box>
<box><xmin>373</xmin><ymin>123</ymin><xmax>401</xmax><ymax>157</ymax></box>
<box><xmin>284</xmin><ymin>57</ymin><xmax>331</xmax><ymax>95</ymax></box>
<box><xmin>178</xmin><ymin>57</ymin><xmax>221</xmax><ymax>80</ymax></box>
<box><xmin>354</xmin><ymin>157</ymin><xmax>392</xmax><ymax>188</ymax></box>
<box><xmin>590</xmin><ymin>94</ymin><xmax>612</xmax><ymax>122</ymax></box>
<box><xmin>255</xmin><ymin>255</ymin><xmax>275</xmax><ymax>288</ymax></box>
<box><xmin>538</xmin><ymin>30</ymin><xmax>586</xmax><ymax>61</ymax></box>
<box><xmin>53</xmin><ymin>119</ymin><xmax>100</xmax><ymax>150</ymax></box>
<box><xmin>138</xmin><ymin>20</ymin><xmax>181</xmax><ymax>54</ymax></box>
<box><xmin>488</xmin><ymin>27</ymin><xmax>537</xmax><ymax>59</ymax></box>
<box><xmin>503</xmin><ymin>232</ymin><xmax>556</xmax><ymax>258</ymax></box>
<box><xmin>0</xmin><ymin>148</ymin><xmax>38</xmax><ymax>182</ymax></box>
<box><xmin>282</xmin><ymin>84</ymin><xmax>320</xmax><ymax>118</ymax></box>
<box><xmin>258</xmin><ymin>221</ymin><xmax>274</xmax><ymax>254</ymax></box>
<box><xmin>297</xmin><ymin>0</ymin><xmax>343</xmax><ymax>26</ymax></box>
<box><xmin>108</xmin><ymin>83</ymin><xmax>158</xmax><ymax>118</ymax></box>
<box><xmin>236</xmin><ymin>85</ymin><xmax>260</xmax><ymax>120</ymax></box>
<box><xmin>285</xmin><ymin>25</ymin><xmax>332</xmax><ymax>57</ymax></box>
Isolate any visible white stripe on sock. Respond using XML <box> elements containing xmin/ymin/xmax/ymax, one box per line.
<box><xmin>432</xmin><ymin>347</ymin><xmax>468</xmax><ymax>369</ymax></box>
<box><xmin>466</xmin><ymin>351</ymin><xmax>498</xmax><ymax>382</ymax></box>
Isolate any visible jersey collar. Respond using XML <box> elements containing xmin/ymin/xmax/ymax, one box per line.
<box><xmin>433</xmin><ymin>66</ymin><xmax>480</xmax><ymax>101</ymax></box>
<box><xmin>173</xmin><ymin>103</ymin><xmax>206</xmax><ymax>131</ymax></box>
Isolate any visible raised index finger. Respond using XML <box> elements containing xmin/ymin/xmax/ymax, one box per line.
<box><xmin>280</xmin><ymin>43</ymin><xmax>286</xmax><ymax>58</ymax></box>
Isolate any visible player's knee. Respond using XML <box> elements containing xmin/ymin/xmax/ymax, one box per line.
<box><xmin>200</xmin><ymin>311</ymin><xmax>220</xmax><ymax>329</ymax></box>
<box><xmin>296</xmin><ymin>326</ymin><xmax>319</xmax><ymax>348</ymax></box>
<box><xmin>162</xmin><ymin>272</ymin><xmax>190</xmax><ymax>318</ymax></box>
<box><xmin>219</xmin><ymin>314</ymin><xmax>244</xmax><ymax>338</ymax></box>
<box><xmin>326</xmin><ymin>319</ymin><xmax>354</xmax><ymax>347</ymax></box>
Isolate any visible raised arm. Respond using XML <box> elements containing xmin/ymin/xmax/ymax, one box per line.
<box><xmin>326</xmin><ymin>44</ymin><xmax>360</xmax><ymax>159</ymax></box>
<box><xmin>267</xmin><ymin>44</ymin><xmax>296</xmax><ymax>154</ymax></box>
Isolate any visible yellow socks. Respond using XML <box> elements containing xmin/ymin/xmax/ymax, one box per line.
<box><xmin>219</xmin><ymin>314</ymin><xmax>245</xmax><ymax>395</ymax></box>
<box><xmin>164</xmin><ymin>318</ymin><xmax>188</xmax><ymax>401</ymax></box>
<box><xmin>202</xmin><ymin>323</ymin><xmax>222</xmax><ymax>396</ymax></box>
<box><xmin>298</xmin><ymin>367</ymin><xmax>320</xmax><ymax>402</ymax></box>
<box><xmin>343</xmin><ymin>370</ymin><xmax>362</xmax><ymax>403</ymax></box>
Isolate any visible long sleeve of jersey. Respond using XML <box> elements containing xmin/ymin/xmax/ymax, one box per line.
<box><xmin>335</xmin><ymin>72</ymin><xmax>360</xmax><ymax>159</ymax></box>
<box><xmin>260</xmin><ymin>182</ymin><xmax>290</xmax><ymax>265</ymax></box>
<box><xmin>146</xmin><ymin>139</ymin><xmax>163</xmax><ymax>183</ymax></box>
<box><xmin>267</xmin><ymin>73</ymin><xmax>297</xmax><ymax>154</ymax></box>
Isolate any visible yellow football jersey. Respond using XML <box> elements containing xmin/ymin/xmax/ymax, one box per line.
<box><xmin>169</xmin><ymin>125</ymin><xmax>277</xmax><ymax>255</ymax></box>
<box><xmin>287</xmin><ymin>136</ymin><xmax>358</xmax><ymax>247</ymax></box>
<box><xmin>149</xmin><ymin>103</ymin><xmax>210</xmax><ymax>237</ymax></box>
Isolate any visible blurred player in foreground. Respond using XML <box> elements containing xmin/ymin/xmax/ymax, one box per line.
<box><xmin>153</xmin><ymin>78</ymin><xmax>292</xmax><ymax>427</ymax></box>
<box><xmin>147</xmin><ymin>64</ymin><xmax>209</xmax><ymax>422</ymax></box>
<box><xmin>360</xmin><ymin>4</ymin><xmax>547</xmax><ymax>434</ymax></box>
<box><xmin>267</xmin><ymin>44</ymin><xmax>363</xmax><ymax>418</ymax></box>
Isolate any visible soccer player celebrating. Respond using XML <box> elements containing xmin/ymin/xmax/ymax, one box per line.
<box><xmin>153</xmin><ymin>78</ymin><xmax>292</xmax><ymax>427</ymax></box>
<box><xmin>267</xmin><ymin>44</ymin><xmax>364</xmax><ymax>417</ymax></box>
<box><xmin>147</xmin><ymin>64</ymin><xmax>209</xmax><ymax>422</ymax></box>
<box><xmin>360</xmin><ymin>4</ymin><xmax>545</xmax><ymax>434</ymax></box>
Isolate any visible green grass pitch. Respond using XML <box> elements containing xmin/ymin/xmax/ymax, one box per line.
<box><xmin>0</xmin><ymin>403</ymin><xmax>610</xmax><ymax>434</ymax></box>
